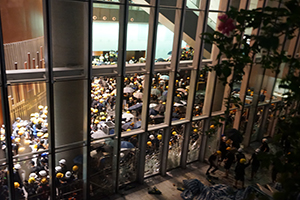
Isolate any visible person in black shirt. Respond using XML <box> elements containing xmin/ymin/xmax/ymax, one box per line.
<box><xmin>224</xmin><ymin>147</ymin><xmax>235</xmax><ymax>178</ymax></box>
<box><xmin>206</xmin><ymin>151</ymin><xmax>222</xmax><ymax>175</ymax></box>
<box><xmin>250</xmin><ymin>149</ymin><xmax>260</xmax><ymax>180</ymax></box>
<box><xmin>260</xmin><ymin>138</ymin><xmax>270</xmax><ymax>152</ymax></box>
<box><xmin>234</xmin><ymin>158</ymin><xmax>250</xmax><ymax>189</ymax></box>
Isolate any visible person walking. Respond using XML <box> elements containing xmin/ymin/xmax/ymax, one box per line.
<box><xmin>206</xmin><ymin>151</ymin><xmax>222</xmax><ymax>175</ymax></box>
<box><xmin>224</xmin><ymin>147</ymin><xmax>235</xmax><ymax>178</ymax></box>
<box><xmin>250</xmin><ymin>149</ymin><xmax>260</xmax><ymax>180</ymax></box>
<box><xmin>234</xmin><ymin>158</ymin><xmax>250</xmax><ymax>189</ymax></box>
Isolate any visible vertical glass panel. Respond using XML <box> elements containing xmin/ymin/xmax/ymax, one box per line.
<box><xmin>126</xmin><ymin>6</ymin><xmax>150</xmax><ymax>64</ymax></box>
<box><xmin>193</xmin><ymin>69</ymin><xmax>207</xmax><ymax>117</ymax></box>
<box><xmin>167</xmin><ymin>125</ymin><xmax>184</xmax><ymax>170</ymax></box>
<box><xmin>172</xmin><ymin>70</ymin><xmax>191</xmax><ymax>121</ymax></box>
<box><xmin>92</xmin><ymin>4</ymin><xmax>119</xmax><ymax>66</ymax></box>
<box><xmin>90</xmin><ymin>138</ymin><xmax>114</xmax><ymax>197</ymax></box>
<box><xmin>187</xmin><ymin>121</ymin><xmax>203</xmax><ymax>163</ymax></box>
<box><xmin>155</xmin><ymin>8</ymin><xmax>176</xmax><ymax>61</ymax></box>
<box><xmin>250</xmin><ymin>106</ymin><xmax>265</xmax><ymax>142</ymax></box>
<box><xmin>239</xmin><ymin>107</ymin><xmax>250</xmax><ymax>135</ymax></box>
<box><xmin>144</xmin><ymin>129</ymin><xmax>164</xmax><ymax>177</ymax></box>
<box><xmin>148</xmin><ymin>71</ymin><xmax>169</xmax><ymax>127</ymax></box>
<box><xmin>55</xmin><ymin>148</ymin><xmax>84</xmax><ymax>199</ymax></box>
<box><xmin>180</xmin><ymin>10</ymin><xmax>199</xmax><ymax>61</ymax></box>
<box><xmin>203</xmin><ymin>12</ymin><xmax>215</xmax><ymax>60</ymax></box>
<box><xmin>14</xmin><ymin>154</ymin><xmax>52</xmax><ymax>200</ymax></box>
<box><xmin>204</xmin><ymin>120</ymin><xmax>221</xmax><ymax>161</ymax></box>
<box><xmin>1</xmin><ymin>0</ymin><xmax>44</xmax><ymax>71</ymax></box>
<box><xmin>119</xmin><ymin>136</ymin><xmax>138</xmax><ymax>187</ymax></box>
<box><xmin>53</xmin><ymin>80</ymin><xmax>87</xmax><ymax>146</ymax></box>
<box><xmin>122</xmin><ymin>73</ymin><xmax>144</xmax><ymax>132</ymax></box>
<box><xmin>160</xmin><ymin>0</ymin><xmax>178</xmax><ymax>7</ymax></box>
<box><xmin>8</xmin><ymin>82</ymin><xmax>48</xmax><ymax>157</ymax></box>
<box><xmin>91</xmin><ymin>76</ymin><xmax>117</xmax><ymax>138</ymax></box>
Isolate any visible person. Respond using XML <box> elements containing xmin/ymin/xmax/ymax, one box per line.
<box><xmin>59</xmin><ymin>159</ymin><xmax>67</xmax><ymax>174</ymax></box>
<box><xmin>236</xmin><ymin>148</ymin><xmax>245</xmax><ymax>165</ymax></box>
<box><xmin>224</xmin><ymin>147</ymin><xmax>235</xmax><ymax>178</ymax></box>
<box><xmin>219</xmin><ymin>136</ymin><xmax>227</xmax><ymax>164</ymax></box>
<box><xmin>14</xmin><ymin>182</ymin><xmax>25</xmax><ymax>199</ymax></box>
<box><xmin>234</xmin><ymin>158</ymin><xmax>250</xmax><ymax>189</ymax></box>
<box><xmin>37</xmin><ymin>178</ymin><xmax>50</xmax><ymax>200</ymax></box>
<box><xmin>260</xmin><ymin>138</ymin><xmax>270</xmax><ymax>152</ymax></box>
<box><xmin>206</xmin><ymin>151</ymin><xmax>222</xmax><ymax>175</ymax></box>
<box><xmin>250</xmin><ymin>149</ymin><xmax>260</xmax><ymax>180</ymax></box>
<box><xmin>25</xmin><ymin>177</ymin><xmax>38</xmax><ymax>200</ymax></box>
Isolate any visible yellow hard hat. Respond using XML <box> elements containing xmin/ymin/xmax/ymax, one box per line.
<box><xmin>147</xmin><ymin>141</ymin><xmax>152</xmax><ymax>146</ymax></box>
<box><xmin>169</xmin><ymin>142</ymin><xmax>172</xmax><ymax>145</ymax></box>
<box><xmin>153</xmin><ymin>86</ymin><xmax>156</xmax><ymax>89</ymax></box>
<box><xmin>34</xmin><ymin>113</ymin><xmax>39</xmax><ymax>118</ymax></box>
<box><xmin>15</xmin><ymin>138</ymin><xmax>21</xmax><ymax>143</ymax></box>
<box><xmin>18</xmin><ymin>129</ymin><xmax>24</xmax><ymax>136</ymax></box>
<box><xmin>101</xmin><ymin>116</ymin><xmax>106</xmax><ymax>121</ymax></box>
<box><xmin>43</xmin><ymin>133</ymin><xmax>49</xmax><ymax>138</ymax></box>
<box><xmin>240</xmin><ymin>158</ymin><xmax>246</xmax><ymax>164</ymax></box>
<box><xmin>56</xmin><ymin>173</ymin><xmax>64</xmax><ymax>179</ymax></box>
<box><xmin>18</xmin><ymin>147</ymin><xmax>25</xmax><ymax>153</ymax></box>
<box><xmin>100</xmin><ymin>99</ymin><xmax>104</xmax><ymax>103</ymax></box>
<box><xmin>0</xmin><ymin>129</ymin><xmax>4</xmax><ymax>134</ymax></box>
<box><xmin>187</xmin><ymin>77</ymin><xmax>190</xmax><ymax>80</ymax></box>
<box><xmin>41</xmin><ymin>114</ymin><xmax>47</xmax><ymax>119</ymax></box>
<box><xmin>162</xmin><ymin>102</ymin><xmax>166</xmax><ymax>105</ymax></box>
<box><xmin>38</xmin><ymin>105</ymin><xmax>44</xmax><ymax>110</ymax></box>
<box><xmin>14</xmin><ymin>182</ymin><xmax>20</xmax><ymax>188</ymax></box>
<box><xmin>24</xmin><ymin>140</ymin><xmax>31</xmax><ymax>145</ymax></box>
<box><xmin>28</xmin><ymin>177</ymin><xmax>35</xmax><ymax>184</ymax></box>
<box><xmin>72</xmin><ymin>165</ymin><xmax>78</xmax><ymax>172</ymax></box>
<box><xmin>157</xmin><ymin>134</ymin><xmax>162</xmax><ymax>140</ymax></box>
<box><xmin>1</xmin><ymin>136</ymin><xmax>5</xmax><ymax>141</ymax></box>
<box><xmin>166</xmin><ymin>86</ymin><xmax>168</xmax><ymax>89</ymax></box>
<box><xmin>216</xmin><ymin>151</ymin><xmax>222</xmax><ymax>155</ymax></box>
<box><xmin>176</xmin><ymin>80</ymin><xmax>179</xmax><ymax>83</ymax></box>
<box><xmin>177</xmin><ymin>94</ymin><xmax>181</xmax><ymax>97</ymax></box>
<box><xmin>127</xmin><ymin>111</ymin><xmax>130</xmax><ymax>114</ymax></box>
<box><xmin>226</xmin><ymin>147</ymin><xmax>231</xmax><ymax>151</ymax></box>
<box><xmin>193</xmin><ymin>129</ymin><xmax>198</xmax><ymax>132</ymax></box>
<box><xmin>37</xmin><ymin>132</ymin><xmax>44</xmax><ymax>137</ymax></box>
<box><xmin>93</xmin><ymin>109</ymin><xmax>98</xmax><ymax>113</ymax></box>
<box><xmin>34</xmin><ymin>144</ymin><xmax>38</xmax><ymax>149</ymax></box>
<box><xmin>200</xmin><ymin>74</ymin><xmax>203</xmax><ymax>77</ymax></box>
<box><xmin>126</xmin><ymin>129</ymin><xmax>131</xmax><ymax>132</ymax></box>
<box><xmin>41</xmin><ymin>178</ymin><xmax>48</xmax><ymax>184</ymax></box>
<box><xmin>172</xmin><ymin>131</ymin><xmax>176</xmax><ymax>135</ymax></box>
<box><xmin>94</xmin><ymin>119</ymin><xmax>100</xmax><ymax>124</ymax></box>
<box><xmin>100</xmin><ymin>112</ymin><xmax>105</xmax><ymax>116</ymax></box>
<box><xmin>210</xmin><ymin>125</ymin><xmax>215</xmax><ymax>129</ymax></box>
<box><xmin>17</xmin><ymin>123</ymin><xmax>21</xmax><ymax>128</ymax></box>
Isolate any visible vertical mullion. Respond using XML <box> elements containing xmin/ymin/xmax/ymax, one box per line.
<box><xmin>0</xmin><ymin>11</ymin><xmax>15</xmax><ymax>200</ymax></box>
<box><xmin>83</xmin><ymin>0</ymin><xmax>93</xmax><ymax>198</ymax></box>
<box><xmin>112</xmin><ymin>0</ymin><xmax>128</xmax><ymax>193</ymax></box>
<box><xmin>161</xmin><ymin>0</ymin><xmax>186</xmax><ymax>176</ymax></box>
<box><xmin>181</xmin><ymin>0</ymin><xmax>211</xmax><ymax>167</ymax></box>
<box><xmin>138</xmin><ymin>0</ymin><xmax>160</xmax><ymax>183</ymax></box>
<box><xmin>43</xmin><ymin>0</ymin><xmax>56</xmax><ymax>199</ymax></box>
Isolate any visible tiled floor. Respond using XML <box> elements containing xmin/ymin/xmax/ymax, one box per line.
<box><xmin>107</xmin><ymin>157</ymin><xmax>272</xmax><ymax>200</ymax></box>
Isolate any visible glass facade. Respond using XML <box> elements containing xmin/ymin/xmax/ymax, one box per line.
<box><xmin>0</xmin><ymin>0</ymin><xmax>294</xmax><ymax>199</ymax></box>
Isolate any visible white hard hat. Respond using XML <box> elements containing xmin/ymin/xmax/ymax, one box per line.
<box><xmin>29</xmin><ymin>173</ymin><xmax>38</xmax><ymax>179</ymax></box>
<box><xmin>55</xmin><ymin>166</ymin><xmax>62</xmax><ymax>172</ymax></box>
<box><xmin>59</xmin><ymin>159</ymin><xmax>66</xmax><ymax>165</ymax></box>
<box><xmin>149</xmin><ymin>135</ymin><xmax>155</xmax><ymax>140</ymax></box>
<box><xmin>39</xmin><ymin>170</ymin><xmax>47</xmax><ymax>177</ymax></box>
<box><xmin>238</xmin><ymin>148</ymin><xmax>243</xmax><ymax>153</ymax></box>
<box><xmin>14</xmin><ymin>164</ymin><xmax>21</xmax><ymax>170</ymax></box>
<box><xmin>262</xmin><ymin>138</ymin><xmax>268</xmax><ymax>143</ymax></box>
<box><xmin>120</xmin><ymin>153</ymin><xmax>125</xmax><ymax>158</ymax></box>
<box><xmin>65</xmin><ymin>171</ymin><xmax>72</xmax><ymax>179</ymax></box>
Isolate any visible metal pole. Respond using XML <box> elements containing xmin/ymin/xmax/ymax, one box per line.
<box><xmin>42</xmin><ymin>0</ymin><xmax>56</xmax><ymax>199</ymax></box>
<box><xmin>0</xmin><ymin>10</ymin><xmax>15</xmax><ymax>200</ymax></box>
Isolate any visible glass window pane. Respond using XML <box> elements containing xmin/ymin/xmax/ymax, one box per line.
<box><xmin>155</xmin><ymin>8</ymin><xmax>176</xmax><ymax>61</ymax></box>
<box><xmin>1</xmin><ymin>0</ymin><xmax>44</xmax><ymax>71</ymax></box>
<box><xmin>148</xmin><ymin>71</ymin><xmax>169</xmax><ymax>127</ymax></box>
<box><xmin>160</xmin><ymin>0</ymin><xmax>178</xmax><ymax>7</ymax></box>
<box><xmin>187</xmin><ymin>121</ymin><xmax>203</xmax><ymax>163</ymax></box>
<box><xmin>172</xmin><ymin>70</ymin><xmax>191</xmax><ymax>121</ymax></box>
<box><xmin>93</xmin><ymin>4</ymin><xmax>119</xmax><ymax>66</ymax></box>
<box><xmin>193</xmin><ymin>68</ymin><xmax>207</xmax><ymax>117</ymax></box>
<box><xmin>144</xmin><ymin>129</ymin><xmax>164</xmax><ymax>177</ymax></box>
<box><xmin>56</xmin><ymin>148</ymin><xmax>84</xmax><ymax>199</ymax></box>
<box><xmin>90</xmin><ymin>138</ymin><xmax>114</xmax><ymax>197</ymax></box>
<box><xmin>126</xmin><ymin>6</ymin><xmax>150</xmax><ymax>64</ymax></box>
<box><xmin>119</xmin><ymin>136</ymin><xmax>138</xmax><ymax>186</ymax></box>
<box><xmin>91</xmin><ymin>76</ymin><xmax>117</xmax><ymax>138</ymax></box>
<box><xmin>8</xmin><ymin>82</ymin><xmax>48</xmax><ymax>157</ymax></box>
<box><xmin>167</xmin><ymin>125</ymin><xmax>184</xmax><ymax>170</ymax></box>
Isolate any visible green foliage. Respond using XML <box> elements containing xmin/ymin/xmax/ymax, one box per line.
<box><xmin>202</xmin><ymin>0</ymin><xmax>300</xmax><ymax>199</ymax></box>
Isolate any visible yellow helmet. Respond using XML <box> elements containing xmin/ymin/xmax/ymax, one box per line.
<box><xmin>157</xmin><ymin>134</ymin><xmax>162</xmax><ymax>140</ymax></box>
<box><xmin>56</xmin><ymin>173</ymin><xmax>64</xmax><ymax>179</ymax></box>
<box><xmin>153</xmin><ymin>86</ymin><xmax>157</xmax><ymax>89</ymax></box>
<box><xmin>93</xmin><ymin>109</ymin><xmax>98</xmax><ymax>113</ymax></box>
<box><xmin>226</xmin><ymin>147</ymin><xmax>231</xmax><ymax>151</ymax></box>
<box><xmin>18</xmin><ymin>147</ymin><xmax>25</xmax><ymax>153</ymax></box>
<box><xmin>126</xmin><ymin>111</ymin><xmax>130</xmax><ymax>114</ymax></box>
<box><xmin>210</xmin><ymin>125</ymin><xmax>215</xmax><ymax>129</ymax></box>
<box><xmin>101</xmin><ymin>116</ymin><xmax>106</xmax><ymax>121</ymax></box>
<box><xmin>147</xmin><ymin>141</ymin><xmax>152</xmax><ymax>146</ymax></box>
<box><xmin>37</xmin><ymin>132</ymin><xmax>44</xmax><ymax>137</ymax></box>
<box><xmin>172</xmin><ymin>131</ymin><xmax>176</xmax><ymax>135</ymax></box>
<box><xmin>72</xmin><ymin>165</ymin><xmax>78</xmax><ymax>172</ymax></box>
<box><xmin>162</xmin><ymin>102</ymin><xmax>166</xmax><ymax>105</ymax></box>
<box><xmin>38</xmin><ymin>105</ymin><xmax>44</xmax><ymax>110</ymax></box>
<box><xmin>34</xmin><ymin>113</ymin><xmax>39</xmax><ymax>118</ymax></box>
<box><xmin>43</xmin><ymin>133</ymin><xmax>49</xmax><ymax>138</ymax></box>
<box><xmin>0</xmin><ymin>129</ymin><xmax>4</xmax><ymax>134</ymax></box>
<box><xmin>193</xmin><ymin>129</ymin><xmax>198</xmax><ymax>132</ymax></box>
<box><xmin>17</xmin><ymin>123</ymin><xmax>21</xmax><ymax>128</ymax></box>
<box><xmin>14</xmin><ymin>182</ymin><xmax>20</xmax><ymax>188</ymax></box>
<box><xmin>216</xmin><ymin>151</ymin><xmax>222</xmax><ymax>155</ymax></box>
<box><xmin>166</xmin><ymin>86</ymin><xmax>168</xmax><ymax>89</ymax></box>
<box><xmin>94</xmin><ymin>119</ymin><xmax>100</xmax><ymax>124</ymax></box>
<box><xmin>15</xmin><ymin>138</ymin><xmax>21</xmax><ymax>143</ymax></box>
<box><xmin>240</xmin><ymin>158</ymin><xmax>246</xmax><ymax>164</ymax></box>
<box><xmin>34</xmin><ymin>144</ymin><xmax>38</xmax><ymax>149</ymax></box>
<box><xmin>18</xmin><ymin>129</ymin><xmax>25</xmax><ymax>136</ymax></box>
<box><xmin>126</xmin><ymin>129</ymin><xmax>131</xmax><ymax>132</ymax></box>
<box><xmin>1</xmin><ymin>136</ymin><xmax>5</xmax><ymax>141</ymax></box>
<box><xmin>176</xmin><ymin>80</ymin><xmax>179</xmax><ymax>83</ymax></box>
<box><xmin>41</xmin><ymin>114</ymin><xmax>47</xmax><ymax>119</ymax></box>
<box><xmin>41</xmin><ymin>178</ymin><xmax>48</xmax><ymax>184</ymax></box>
<box><xmin>28</xmin><ymin>177</ymin><xmax>35</xmax><ymax>184</ymax></box>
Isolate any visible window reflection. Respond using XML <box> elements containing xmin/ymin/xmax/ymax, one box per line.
<box><xmin>144</xmin><ymin>129</ymin><xmax>163</xmax><ymax>177</ymax></box>
<box><xmin>193</xmin><ymin>71</ymin><xmax>207</xmax><ymax>116</ymax></box>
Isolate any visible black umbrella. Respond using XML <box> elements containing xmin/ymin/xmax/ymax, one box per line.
<box><xmin>225</xmin><ymin>128</ymin><xmax>243</xmax><ymax>147</ymax></box>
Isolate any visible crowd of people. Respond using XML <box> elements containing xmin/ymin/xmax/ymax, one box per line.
<box><xmin>0</xmin><ymin>105</ymin><xmax>82</xmax><ymax>199</ymax></box>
